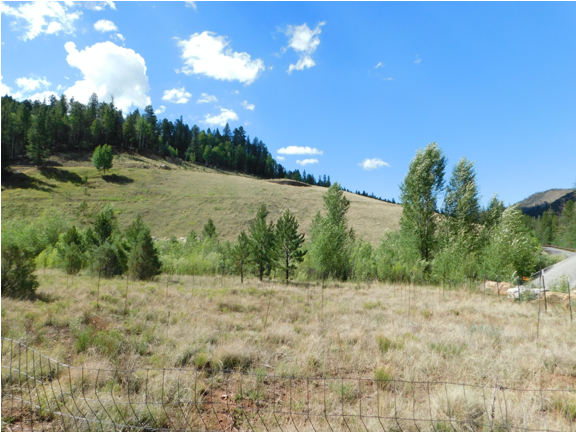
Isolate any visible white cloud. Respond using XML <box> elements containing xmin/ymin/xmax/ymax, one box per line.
<box><xmin>284</xmin><ymin>22</ymin><xmax>325</xmax><ymax>73</ymax></box>
<box><xmin>185</xmin><ymin>1</ymin><xmax>197</xmax><ymax>11</ymax></box>
<box><xmin>90</xmin><ymin>1</ymin><xmax>116</xmax><ymax>11</ymax></box>
<box><xmin>358</xmin><ymin>158</ymin><xmax>390</xmax><ymax>170</ymax></box>
<box><xmin>1</xmin><ymin>1</ymin><xmax>81</xmax><ymax>40</ymax></box>
<box><xmin>26</xmin><ymin>90</ymin><xmax>58</xmax><ymax>102</ymax></box>
<box><xmin>113</xmin><ymin>33</ymin><xmax>125</xmax><ymax>42</ymax></box>
<box><xmin>0</xmin><ymin>76</ymin><xmax>14</xmax><ymax>97</ymax></box>
<box><xmin>414</xmin><ymin>55</ymin><xmax>421</xmax><ymax>64</ymax></box>
<box><xmin>15</xmin><ymin>76</ymin><xmax>51</xmax><ymax>92</ymax></box>
<box><xmin>197</xmin><ymin>93</ymin><xmax>217</xmax><ymax>104</ymax></box>
<box><xmin>94</xmin><ymin>19</ymin><xmax>117</xmax><ymax>32</ymax></box>
<box><xmin>241</xmin><ymin>100</ymin><xmax>255</xmax><ymax>110</ymax></box>
<box><xmin>278</xmin><ymin>146</ymin><xmax>323</xmax><ymax>156</ymax></box>
<box><xmin>64</xmin><ymin>41</ymin><xmax>151</xmax><ymax>113</ymax></box>
<box><xmin>375</xmin><ymin>62</ymin><xmax>384</xmax><ymax>68</ymax></box>
<box><xmin>276</xmin><ymin>156</ymin><xmax>285</xmax><ymax>161</ymax></box>
<box><xmin>202</xmin><ymin>107</ymin><xmax>239</xmax><ymax>127</ymax></box>
<box><xmin>162</xmin><ymin>87</ymin><xmax>192</xmax><ymax>104</ymax></box>
<box><xmin>296</xmin><ymin>159</ymin><xmax>319</xmax><ymax>166</ymax></box>
<box><xmin>177</xmin><ymin>31</ymin><xmax>265</xmax><ymax>84</ymax></box>
<box><xmin>155</xmin><ymin>105</ymin><xmax>166</xmax><ymax>115</ymax></box>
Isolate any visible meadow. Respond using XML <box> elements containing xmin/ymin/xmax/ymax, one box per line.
<box><xmin>1</xmin><ymin>153</ymin><xmax>401</xmax><ymax>244</ymax></box>
<box><xmin>2</xmin><ymin>270</ymin><xmax>575</xmax><ymax>431</ymax></box>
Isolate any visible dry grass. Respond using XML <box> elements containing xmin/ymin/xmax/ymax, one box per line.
<box><xmin>2</xmin><ymin>270</ymin><xmax>576</xmax><ymax>430</ymax></box>
<box><xmin>1</xmin><ymin>154</ymin><xmax>402</xmax><ymax>244</ymax></box>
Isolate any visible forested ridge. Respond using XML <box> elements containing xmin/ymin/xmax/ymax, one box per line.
<box><xmin>1</xmin><ymin>93</ymin><xmax>336</xmax><ymax>186</ymax></box>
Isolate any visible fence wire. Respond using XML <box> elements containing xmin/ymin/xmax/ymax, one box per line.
<box><xmin>2</xmin><ymin>337</ymin><xmax>575</xmax><ymax>432</ymax></box>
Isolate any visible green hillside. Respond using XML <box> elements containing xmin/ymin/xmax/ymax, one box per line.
<box><xmin>1</xmin><ymin>153</ymin><xmax>402</xmax><ymax>244</ymax></box>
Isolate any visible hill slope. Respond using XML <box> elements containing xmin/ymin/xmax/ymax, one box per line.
<box><xmin>1</xmin><ymin>153</ymin><xmax>402</xmax><ymax>244</ymax></box>
<box><xmin>517</xmin><ymin>188</ymin><xmax>576</xmax><ymax>217</ymax></box>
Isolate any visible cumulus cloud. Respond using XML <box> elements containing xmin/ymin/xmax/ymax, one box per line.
<box><xmin>177</xmin><ymin>31</ymin><xmax>265</xmax><ymax>84</ymax></box>
<box><xmin>296</xmin><ymin>159</ymin><xmax>319</xmax><ymax>166</ymax></box>
<box><xmin>0</xmin><ymin>76</ymin><xmax>14</xmax><ymax>97</ymax></box>
<box><xmin>185</xmin><ymin>1</ymin><xmax>197</xmax><ymax>11</ymax></box>
<box><xmin>241</xmin><ymin>100</ymin><xmax>255</xmax><ymax>110</ymax></box>
<box><xmin>113</xmin><ymin>33</ymin><xmax>125</xmax><ymax>42</ymax></box>
<box><xmin>89</xmin><ymin>1</ymin><xmax>116</xmax><ymax>11</ymax></box>
<box><xmin>162</xmin><ymin>87</ymin><xmax>192</xmax><ymax>104</ymax></box>
<box><xmin>202</xmin><ymin>107</ymin><xmax>239</xmax><ymax>127</ymax></box>
<box><xmin>1</xmin><ymin>1</ymin><xmax>81</xmax><ymax>40</ymax></box>
<box><xmin>276</xmin><ymin>156</ymin><xmax>285</xmax><ymax>161</ymax></box>
<box><xmin>358</xmin><ymin>158</ymin><xmax>390</xmax><ymax>170</ymax></box>
<box><xmin>26</xmin><ymin>90</ymin><xmax>59</xmax><ymax>102</ymax></box>
<box><xmin>15</xmin><ymin>76</ymin><xmax>51</xmax><ymax>92</ymax></box>
<box><xmin>155</xmin><ymin>105</ymin><xmax>166</xmax><ymax>115</ymax></box>
<box><xmin>197</xmin><ymin>93</ymin><xmax>217</xmax><ymax>104</ymax></box>
<box><xmin>64</xmin><ymin>41</ymin><xmax>151</xmax><ymax>113</ymax></box>
<box><xmin>277</xmin><ymin>146</ymin><xmax>323</xmax><ymax>156</ymax></box>
<box><xmin>94</xmin><ymin>19</ymin><xmax>117</xmax><ymax>32</ymax></box>
<box><xmin>284</xmin><ymin>21</ymin><xmax>325</xmax><ymax>73</ymax></box>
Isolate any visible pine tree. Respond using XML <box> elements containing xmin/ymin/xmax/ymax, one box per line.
<box><xmin>26</xmin><ymin>107</ymin><xmax>50</xmax><ymax>166</ymax></box>
<box><xmin>127</xmin><ymin>228</ymin><xmax>162</xmax><ymax>281</ymax></box>
<box><xmin>231</xmin><ymin>231</ymin><xmax>250</xmax><ymax>283</ymax></box>
<box><xmin>202</xmin><ymin>218</ymin><xmax>217</xmax><ymax>240</ymax></box>
<box><xmin>249</xmin><ymin>204</ymin><xmax>277</xmax><ymax>281</ymax></box>
<box><xmin>399</xmin><ymin>142</ymin><xmax>447</xmax><ymax>263</ymax></box>
<box><xmin>276</xmin><ymin>209</ymin><xmax>306</xmax><ymax>283</ymax></box>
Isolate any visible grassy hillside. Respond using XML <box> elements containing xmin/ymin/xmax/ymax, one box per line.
<box><xmin>1</xmin><ymin>153</ymin><xmax>402</xmax><ymax>244</ymax></box>
<box><xmin>517</xmin><ymin>188</ymin><xmax>576</xmax><ymax>217</ymax></box>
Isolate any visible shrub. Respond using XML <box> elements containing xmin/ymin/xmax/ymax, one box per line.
<box><xmin>1</xmin><ymin>243</ymin><xmax>39</xmax><ymax>300</ymax></box>
<box><xmin>92</xmin><ymin>144</ymin><xmax>114</xmax><ymax>173</ymax></box>
<box><xmin>374</xmin><ymin>366</ymin><xmax>393</xmax><ymax>389</ymax></box>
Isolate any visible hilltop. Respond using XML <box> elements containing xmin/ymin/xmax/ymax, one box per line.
<box><xmin>1</xmin><ymin>152</ymin><xmax>402</xmax><ymax>244</ymax></box>
<box><xmin>517</xmin><ymin>188</ymin><xmax>576</xmax><ymax>217</ymax></box>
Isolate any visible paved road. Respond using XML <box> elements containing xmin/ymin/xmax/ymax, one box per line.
<box><xmin>542</xmin><ymin>246</ymin><xmax>576</xmax><ymax>258</ymax></box>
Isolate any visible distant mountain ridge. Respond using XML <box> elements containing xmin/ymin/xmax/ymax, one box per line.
<box><xmin>517</xmin><ymin>188</ymin><xmax>576</xmax><ymax>217</ymax></box>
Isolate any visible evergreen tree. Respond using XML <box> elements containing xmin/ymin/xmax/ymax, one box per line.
<box><xmin>249</xmin><ymin>204</ymin><xmax>277</xmax><ymax>281</ymax></box>
<box><xmin>26</xmin><ymin>107</ymin><xmax>50</xmax><ymax>166</ymax></box>
<box><xmin>202</xmin><ymin>218</ymin><xmax>217</xmax><ymax>240</ymax></box>
<box><xmin>276</xmin><ymin>209</ymin><xmax>306</xmax><ymax>283</ymax></box>
<box><xmin>231</xmin><ymin>230</ymin><xmax>250</xmax><ymax>283</ymax></box>
<box><xmin>399</xmin><ymin>142</ymin><xmax>447</xmax><ymax>263</ymax></box>
<box><xmin>1</xmin><ymin>243</ymin><xmax>39</xmax><ymax>299</ymax></box>
<box><xmin>126</xmin><ymin>219</ymin><xmax>161</xmax><ymax>280</ymax></box>
<box><xmin>57</xmin><ymin>226</ymin><xmax>85</xmax><ymax>275</ymax></box>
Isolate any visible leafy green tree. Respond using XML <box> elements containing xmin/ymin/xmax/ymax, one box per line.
<box><xmin>399</xmin><ymin>142</ymin><xmax>447</xmax><ymax>263</ymax></box>
<box><xmin>202</xmin><ymin>218</ymin><xmax>218</xmax><ymax>240</ymax></box>
<box><xmin>92</xmin><ymin>144</ymin><xmax>114</xmax><ymax>174</ymax></box>
<box><xmin>308</xmin><ymin>183</ymin><xmax>354</xmax><ymax>281</ymax></box>
<box><xmin>231</xmin><ymin>230</ymin><xmax>251</xmax><ymax>283</ymax></box>
<box><xmin>443</xmin><ymin>157</ymin><xmax>480</xmax><ymax>233</ymax></box>
<box><xmin>481</xmin><ymin>194</ymin><xmax>506</xmax><ymax>230</ymax></box>
<box><xmin>1</xmin><ymin>243</ymin><xmax>39</xmax><ymax>299</ymax></box>
<box><xmin>482</xmin><ymin>206</ymin><xmax>539</xmax><ymax>280</ymax></box>
<box><xmin>126</xmin><ymin>216</ymin><xmax>161</xmax><ymax>281</ymax></box>
<box><xmin>249</xmin><ymin>204</ymin><xmax>277</xmax><ymax>281</ymax></box>
<box><xmin>276</xmin><ymin>209</ymin><xmax>306</xmax><ymax>283</ymax></box>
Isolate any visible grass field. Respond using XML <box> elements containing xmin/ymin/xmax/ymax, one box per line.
<box><xmin>2</xmin><ymin>271</ymin><xmax>576</xmax><ymax>430</ymax></box>
<box><xmin>1</xmin><ymin>153</ymin><xmax>402</xmax><ymax>244</ymax></box>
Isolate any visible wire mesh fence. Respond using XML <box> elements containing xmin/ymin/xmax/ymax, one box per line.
<box><xmin>2</xmin><ymin>337</ymin><xmax>575</xmax><ymax>432</ymax></box>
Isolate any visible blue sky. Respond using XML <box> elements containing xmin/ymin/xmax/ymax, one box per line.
<box><xmin>2</xmin><ymin>1</ymin><xmax>575</xmax><ymax>206</ymax></box>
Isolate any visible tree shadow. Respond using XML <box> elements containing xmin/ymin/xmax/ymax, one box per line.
<box><xmin>39</xmin><ymin>167</ymin><xmax>84</xmax><ymax>185</ymax></box>
<box><xmin>34</xmin><ymin>291</ymin><xmax>59</xmax><ymax>303</ymax></box>
<box><xmin>102</xmin><ymin>174</ymin><xmax>134</xmax><ymax>184</ymax></box>
<box><xmin>1</xmin><ymin>172</ymin><xmax>54</xmax><ymax>192</ymax></box>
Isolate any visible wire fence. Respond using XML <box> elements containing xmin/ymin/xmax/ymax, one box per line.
<box><xmin>2</xmin><ymin>337</ymin><xmax>575</xmax><ymax>432</ymax></box>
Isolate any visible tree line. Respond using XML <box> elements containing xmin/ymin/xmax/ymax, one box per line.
<box><xmin>0</xmin><ymin>94</ymin><xmax>334</xmax><ymax>186</ymax></box>
<box><xmin>2</xmin><ymin>142</ymin><xmax>552</xmax><ymax>300</ymax></box>
<box><xmin>522</xmin><ymin>202</ymin><xmax>576</xmax><ymax>249</ymax></box>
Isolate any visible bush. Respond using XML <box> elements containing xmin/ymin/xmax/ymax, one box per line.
<box><xmin>92</xmin><ymin>144</ymin><xmax>114</xmax><ymax>173</ymax></box>
<box><xmin>1</xmin><ymin>243</ymin><xmax>39</xmax><ymax>299</ymax></box>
